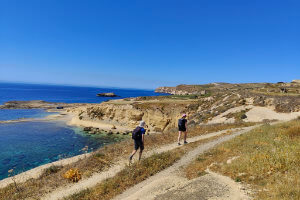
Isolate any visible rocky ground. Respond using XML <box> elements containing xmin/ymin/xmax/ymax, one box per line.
<box><xmin>65</xmin><ymin>81</ymin><xmax>300</xmax><ymax>136</ymax></box>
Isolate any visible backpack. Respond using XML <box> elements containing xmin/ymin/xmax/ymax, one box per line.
<box><xmin>178</xmin><ymin>118</ymin><xmax>185</xmax><ymax>128</ymax></box>
<box><xmin>132</xmin><ymin>126</ymin><xmax>142</xmax><ymax>140</ymax></box>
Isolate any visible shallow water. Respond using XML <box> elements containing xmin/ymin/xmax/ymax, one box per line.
<box><xmin>0</xmin><ymin>82</ymin><xmax>167</xmax><ymax>180</ymax></box>
<box><xmin>0</xmin><ymin>121</ymin><xmax>125</xmax><ymax>180</ymax></box>
<box><xmin>0</xmin><ymin>109</ymin><xmax>56</xmax><ymax>121</ymax></box>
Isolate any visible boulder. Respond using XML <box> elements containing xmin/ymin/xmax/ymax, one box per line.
<box><xmin>107</xmin><ymin>131</ymin><xmax>113</xmax><ymax>135</ymax></box>
<box><xmin>83</xmin><ymin>127</ymin><xmax>93</xmax><ymax>131</ymax></box>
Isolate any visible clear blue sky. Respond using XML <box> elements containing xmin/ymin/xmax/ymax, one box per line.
<box><xmin>0</xmin><ymin>0</ymin><xmax>299</xmax><ymax>89</ymax></box>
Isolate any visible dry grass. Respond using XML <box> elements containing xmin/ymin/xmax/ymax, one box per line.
<box><xmin>282</xmin><ymin>124</ymin><xmax>300</xmax><ymax>138</ymax></box>
<box><xmin>65</xmin><ymin>133</ymin><xmax>227</xmax><ymax>200</ymax></box>
<box><xmin>184</xmin><ymin>120</ymin><xmax>300</xmax><ymax>200</ymax></box>
<box><xmin>0</xmin><ymin>122</ymin><xmax>253</xmax><ymax>200</ymax></box>
<box><xmin>65</xmin><ymin>150</ymin><xmax>184</xmax><ymax>200</ymax></box>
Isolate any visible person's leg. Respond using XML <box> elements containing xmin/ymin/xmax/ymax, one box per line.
<box><xmin>178</xmin><ymin>131</ymin><xmax>182</xmax><ymax>144</ymax></box>
<box><xmin>129</xmin><ymin>140</ymin><xmax>139</xmax><ymax>164</ymax></box>
<box><xmin>138</xmin><ymin>141</ymin><xmax>144</xmax><ymax>161</ymax></box>
<box><xmin>184</xmin><ymin>131</ymin><xmax>187</xmax><ymax>143</ymax></box>
<box><xmin>138</xmin><ymin>150</ymin><xmax>143</xmax><ymax>161</ymax></box>
<box><xmin>130</xmin><ymin>149</ymin><xmax>137</xmax><ymax>159</ymax></box>
<box><xmin>129</xmin><ymin>149</ymin><xmax>137</xmax><ymax>165</ymax></box>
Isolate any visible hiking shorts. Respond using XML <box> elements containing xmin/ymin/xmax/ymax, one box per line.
<box><xmin>134</xmin><ymin>139</ymin><xmax>144</xmax><ymax>151</ymax></box>
<box><xmin>178</xmin><ymin>126</ymin><xmax>186</xmax><ymax>132</ymax></box>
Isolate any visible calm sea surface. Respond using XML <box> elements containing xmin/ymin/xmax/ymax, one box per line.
<box><xmin>0</xmin><ymin>82</ymin><xmax>165</xmax><ymax>180</ymax></box>
<box><xmin>0</xmin><ymin>82</ymin><xmax>162</xmax><ymax>104</ymax></box>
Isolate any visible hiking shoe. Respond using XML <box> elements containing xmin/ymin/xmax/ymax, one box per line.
<box><xmin>184</xmin><ymin>141</ymin><xmax>188</xmax><ymax>144</ymax></box>
<box><xmin>178</xmin><ymin>143</ymin><xmax>181</xmax><ymax>146</ymax></box>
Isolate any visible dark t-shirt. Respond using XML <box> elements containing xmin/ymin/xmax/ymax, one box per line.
<box><xmin>178</xmin><ymin>118</ymin><xmax>187</xmax><ymax>128</ymax></box>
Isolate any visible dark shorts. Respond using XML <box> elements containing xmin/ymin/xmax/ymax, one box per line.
<box><xmin>178</xmin><ymin>126</ymin><xmax>186</xmax><ymax>132</ymax></box>
<box><xmin>134</xmin><ymin>139</ymin><xmax>144</xmax><ymax>151</ymax></box>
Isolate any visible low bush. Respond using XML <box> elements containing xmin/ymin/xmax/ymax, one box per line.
<box><xmin>43</xmin><ymin>165</ymin><xmax>63</xmax><ymax>176</ymax></box>
<box><xmin>63</xmin><ymin>168</ymin><xmax>81</xmax><ymax>182</ymax></box>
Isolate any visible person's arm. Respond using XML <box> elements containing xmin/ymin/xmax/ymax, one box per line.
<box><xmin>142</xmin><ymin>128</ymin><xmax>146</xmax><ymax>143</ymax></box>
<box><xmin>185</xmin><ymin>121</ymin><xmax>188</xmax><ymax>132</ymax></box>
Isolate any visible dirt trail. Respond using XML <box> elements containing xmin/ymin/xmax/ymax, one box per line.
<box><xmin>42</xmin><ymin>126</ymin><xmax>257</xmax><ymax>200</ymax></box>
<box><xmin>114</xmin><ymin>126</ymin><xmax>256</xmax><ymax>200</ymax></box>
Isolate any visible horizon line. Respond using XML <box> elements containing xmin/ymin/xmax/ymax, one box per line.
<box><xmin>0</xmin><ymin>80</ymin><xmax>156</xmax><ymax>91</ymax></box>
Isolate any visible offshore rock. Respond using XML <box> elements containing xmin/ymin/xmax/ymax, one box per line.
<box><xmin>97</xmin><ymin>93</ymin><xmax>119</xmax><ymax>97</ymax></box>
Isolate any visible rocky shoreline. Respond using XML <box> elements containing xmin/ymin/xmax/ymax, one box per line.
<box><xmin>0</xmin><ymin>100</ymin><xmax>88</xmax><ymax>109</ymax></box>
<box><xmin>0</xmin><ymin>100</ymin><xmax>135</xmax><ymax>136</ymax></box>
<box><xmin>1</xmin><ymin>81</ymin><xmax>299</xmax><ymax>137</ymax></box>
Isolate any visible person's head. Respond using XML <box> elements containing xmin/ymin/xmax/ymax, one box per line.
<box><xmin>182</xmin><ymin>114</ymin><xmax>187</xmax><ymax>118</ymax></box>
<box><xmin>139</xmin><ymin>121</ymin><xmax>146</xmax><ymax>127</ymax></box>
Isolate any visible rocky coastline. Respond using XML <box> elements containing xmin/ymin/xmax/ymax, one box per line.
<box><xmin>0</xmin><ymin>81</ymin><xmax>299</xmax><ymax>191</ymax></box>
<box><xmin>1</xmin><ymin>81</ymin><xmax>299</xmax><ymax>136</ymax></box>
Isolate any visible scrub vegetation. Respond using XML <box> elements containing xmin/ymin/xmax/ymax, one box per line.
<box><xmin>185</xmin><ymin>119</ymin><xmax>300</xmax><ymax>200</ymax></box>
<box><xmin>0</xmin><ymin>122</ymin><xmax>252</xmax><ymax>200</ymax></box>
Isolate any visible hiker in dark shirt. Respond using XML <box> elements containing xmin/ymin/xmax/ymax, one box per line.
<box><xmin>178</xmin><ymin>114</ymin><xmax>188</xmax><ymax>145</ymax></box>
<box><xmin>129</xmin><ymin>121</ymin><xmax>146</xmax><ymax>164</ymax></box>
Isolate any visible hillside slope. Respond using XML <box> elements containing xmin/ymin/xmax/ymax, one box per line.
<box><xmin>67</xmin><ymin>81</ymin><xmax>300</xmax><ymax>134</ymax></box>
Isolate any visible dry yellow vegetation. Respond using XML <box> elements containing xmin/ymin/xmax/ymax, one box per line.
<box><xmin>63</xmin><ymin>168</ymin><xmax>82</xmax><ymax>183</ymax></box>
<box><xmin>185</xmin><ymin>119</ymin><xmax>300</xmax><ymax>200</ymax></box>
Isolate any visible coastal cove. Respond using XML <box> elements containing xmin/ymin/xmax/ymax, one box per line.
<box><xmin>0</xmin><ymin>120</ymin><xmax>126</xmax><ymax>180</ymax></box>
<box><xmin>0</xmin><ymin>82</ymin><xmax>166</xmax><ymax>181</ymax></box>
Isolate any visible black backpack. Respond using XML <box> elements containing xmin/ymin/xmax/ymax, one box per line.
<box><xmin>178</xmin><ymin>118</ymin><xmax>185</xmax><ymax>128</ymax></box>
<box><xmin>132</xmin><ymin>126</ymin><xmax>142</xmax><ymax>140</ymax></box>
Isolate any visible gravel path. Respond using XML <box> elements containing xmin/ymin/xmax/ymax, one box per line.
<box><xmin>42</xmin><ymin>126</ymin><xmax>257</xmax><ymax>200</ymax></box>
<box><xmin>114</xmin><ymin>126</ymin><xmax>256</xmax><ymax>200</ymax></box>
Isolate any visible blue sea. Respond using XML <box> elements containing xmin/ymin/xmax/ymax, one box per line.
<box><xmin>0</xmin><ymin>82</ymin><xmax>164</xmax><ymax>180</ymax></box>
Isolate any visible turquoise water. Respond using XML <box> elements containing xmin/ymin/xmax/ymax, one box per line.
<box><xmin>0</xmin><ymin>109</ymin><xmax>56</xmax><ymax>121</ymax></box>
<box><xmin>0</xmin><ymin>82</ymin><xmax>167</xmax><ymax>180</ymax></box>
<box><xmin>0</xmin><ymin>121</ymin><xmax>124</xmax><ymax>180</ymax></box>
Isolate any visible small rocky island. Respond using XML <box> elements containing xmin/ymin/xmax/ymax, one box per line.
<box><xmin>97</xmin><ymin>92</ymin><xmax>119</xmax><ymax>97</ymax></box>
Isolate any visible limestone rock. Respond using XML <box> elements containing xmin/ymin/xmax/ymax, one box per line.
<box><xmin>83</xmin><ymin>127</ymin><xmax>93</xmax><ymax>131</ymax></box>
